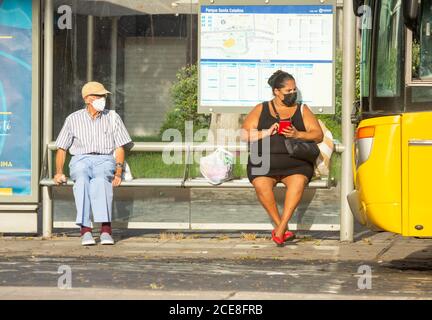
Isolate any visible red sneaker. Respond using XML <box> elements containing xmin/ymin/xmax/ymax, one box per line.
<box><xmin>283</xmin><ymin>231</ymin><xmax>296</xmax><ymax>242</ymax></box>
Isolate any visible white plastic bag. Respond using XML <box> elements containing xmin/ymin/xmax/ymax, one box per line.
<box><xmin>200</xmin><ymin>147</ymin><xmax>234</xmax><ymax>185</ymax></box>
<box><xmin>121</xmin><ymin>161</ymin><xmax>133</xmax><ymax>181</ymax></box>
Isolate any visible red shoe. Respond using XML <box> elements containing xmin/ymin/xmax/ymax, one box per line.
<box><xmin>283</xmin><ymin>231</ymin><xmax>296</xmax><ymax>242</ymax></box>
<box><xmin>271</xmin><ymin>230</ymin><xmax>284</xmax><ymax>246</ymax></box>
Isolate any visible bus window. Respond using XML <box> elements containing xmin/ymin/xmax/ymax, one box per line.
<box><xmin>360</xmin><ymin>0</ymin><xmax>373</xmax><ymax>112</ymax></box>
<box><xmin>410</xmin><ymin>86</ymin><xmax>432</xmax><ymax>103</ymax></box>
<box><xmin>412</xmin><ymin>38</ymin><xmax>420</xmax><ymax>79</ymax></box>
<box><xmin>375</xmin><ymin>0</ymin><xmax>404</xmax><ymax>99</ymax></box>
<box><xmin>419</xmin><ymin>0</ymin><xmax>432</xmax><ymax>80</ymax></box>
<box><xmin>407</xmin><ymin>0</ymin><xmax>432</xmax><ymax>110</ymax></box>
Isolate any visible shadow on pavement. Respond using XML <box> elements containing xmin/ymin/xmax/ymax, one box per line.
<box><xmin>385</xmin><ymin>244</ymin><xmax>432</xmax><ymax>271</ymax></box>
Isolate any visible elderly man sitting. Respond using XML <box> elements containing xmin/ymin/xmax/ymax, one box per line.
<box><xmin>54</xmin><ymin>82</ymin><xmax>132</xmax><ymax>246</ymax></box>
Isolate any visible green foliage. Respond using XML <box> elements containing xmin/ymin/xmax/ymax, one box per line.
<box><xmin>376</xmin><ymin>46</ymin><xmax>399</xmax><ymax>96</ymax></box>
<box><xmin>159</xmin><ymin>64</ymin><xmax>211</xmax><ymax>139</ymax></box>
<box><xmin>316</xmin><ymin>48</ymin><xmax>361</xmax><ymax>142</ymax></box>
<box><xmin>412</xmin><ymin>39</ymin><xmax>421</xmax><ymax>79</ymax></box>
<box><xmin>127</xmin><ymin>152</ymin><xmax>185</xmax><ymax>178</ymax></box>
<box><xmin>315</xmin><ymin>48</ymin><xmax>341</xmax><ymax>141</ymax></box>
<box><xmin>130</xmin><ymin>135</ymin><xmax>160</xmax><ymax>142</ymax></box>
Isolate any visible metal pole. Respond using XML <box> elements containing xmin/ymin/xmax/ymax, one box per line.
<box><xmin>340</xmin><ymin>0</ymin><xmax>356</xmax><ymax>242</ymax></box>
<box><xmin>87</xmin><ymin>15</ymin><xmax>94</xmax><ymax>81</ymax></box>
<box><xmin>43</xmin><ymin>0</ymin><xmax>54</xmax><ymax>238</ymax></box>
<box><xmin>111</xmin><ymin>17</ymin><xmax>118</xmax><ymax>110</ymax></box>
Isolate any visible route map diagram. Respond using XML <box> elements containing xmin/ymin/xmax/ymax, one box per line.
<box><xmin>199</xmin><ymin>5</ymin><xmax>334</xmax><ymax>109</ymax></box>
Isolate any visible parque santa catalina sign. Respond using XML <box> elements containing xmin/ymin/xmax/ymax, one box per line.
<box><xmin>198</xmin><ymin>0</ymin><xmax>336</xmax><ymax>114</ymax></box>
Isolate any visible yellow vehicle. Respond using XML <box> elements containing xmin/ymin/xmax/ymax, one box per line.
<box><xmin>348</xmin><ymin>0</ymin><xmax>432</xmax><ymax>236</ymax></box>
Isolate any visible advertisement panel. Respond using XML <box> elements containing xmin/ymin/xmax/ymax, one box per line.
<box><xmin>0</xmin><ymin>0</ymin><xmax>37</xmax><ymax>201</ymax></box>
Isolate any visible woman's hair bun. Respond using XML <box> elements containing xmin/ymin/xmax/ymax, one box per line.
<box><xmin>267</xmin><ymin>70</ymin><xmax>285</xmax><ymax>87</ymax></box>
<box><xmin>267</xmin><ymin>70</ymin><xmax>295</xmax><ymax>90</ymax></box>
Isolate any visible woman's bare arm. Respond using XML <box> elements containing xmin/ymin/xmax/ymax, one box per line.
<box><xmin>299</xmin><ymin>105</ymin><xmax>324</xmax><ymax>143</ymax></box>
<box><xmin>241</xmin><ymin>104</ymin><xmax>278</xmax><ymax>142</ymax></box>
<box><xmin>281</xmin><ymin>105</ymin><xmax>323</xmax><ymax>143</ymax></box>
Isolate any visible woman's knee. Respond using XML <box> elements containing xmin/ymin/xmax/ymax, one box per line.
<box><xmin>282</xmin><ymin>176</ymin><xmax>308</xmax><ymax>191</ymax></box>
<box><xmin>253</xmin><ymin>181</ymin><xmax>275</xmax><ymax>198</ymax></box>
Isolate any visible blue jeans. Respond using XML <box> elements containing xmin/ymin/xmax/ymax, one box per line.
<box><xmin>69</xmin><ymin>155</ymin><xmax>115</xmax><ymax>227</ymax></box>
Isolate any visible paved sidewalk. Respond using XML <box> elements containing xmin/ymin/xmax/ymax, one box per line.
<box><xmin>0</xmin><ymin>287</ymin><xmax>425</xmax><ymax>300</ymax></box>
<box><xmin>0</xmin><ymin>230</ymin><xmax>429</xmax><ymax>263</ymax></box>
<box><xmin>1</xmin><ymin>230</ymin><xmax>432</xmax><ymax>299</ymax></box>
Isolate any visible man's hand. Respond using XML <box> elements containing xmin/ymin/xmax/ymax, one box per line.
<box><xmin>53</xmin><ymin>173</ymin><xmax>67</xmax><ymax>185</ymax></box>
<box><xmin>54</xmin><ymin>149</ymin><xmax>67</xmax><ymax>185</ymax></box>
<box><xmin>112</xmin><ymin>174</ymin><xmax>122</xmax><ymax>187</ymax></box>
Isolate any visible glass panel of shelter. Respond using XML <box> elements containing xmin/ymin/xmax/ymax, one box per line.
<box><xmin>52</xmin><ymin>0</ymin><xmax>197</xmax><ymax>225</ymax></box>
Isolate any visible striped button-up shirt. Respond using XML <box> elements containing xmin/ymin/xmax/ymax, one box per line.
<box><xmin>55</xmin><ymin>108</ymin><xmax>132</xmax><ymax>155</ymax></box>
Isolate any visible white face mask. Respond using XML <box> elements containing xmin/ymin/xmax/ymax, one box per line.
<box><xmin>92</xmin><ymin>97</ymin><xmax>106</xmax><ymax>111</ymax></box>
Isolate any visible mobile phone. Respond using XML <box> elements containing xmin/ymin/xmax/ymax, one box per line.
<box><xmin>278</xmin><ymin>120</ymin><xmax>292</xmax><ymax>134</ymax></box>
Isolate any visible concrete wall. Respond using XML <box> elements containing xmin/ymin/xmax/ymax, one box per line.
<box><xmin>124</xmin><ymin>37</ymin><xmax>187</xmax><ymax>137</ymax></box>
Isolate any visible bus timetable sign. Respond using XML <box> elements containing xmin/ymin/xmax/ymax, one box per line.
<box><xmin>198</xmin><ymin>0</ymin><xmax>336</xmax><ymax>114</ymax></box>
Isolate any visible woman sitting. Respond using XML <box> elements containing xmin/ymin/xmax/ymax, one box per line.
<box><xmin>241</xmin><ymin>70</ymin><xmax>323</xmax><ymax>246</ymax></box>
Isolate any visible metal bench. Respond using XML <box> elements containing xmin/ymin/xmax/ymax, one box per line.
<box><xmin>40</xmin><ymin>141</ymin><xmax>344</xmax><ymax>236</ymax></box>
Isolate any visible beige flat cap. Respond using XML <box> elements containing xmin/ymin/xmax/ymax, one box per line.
<box><xmin>82</xmin><ymin>81</ymin><xmax>111</xmax><ymax>99</ymax></box>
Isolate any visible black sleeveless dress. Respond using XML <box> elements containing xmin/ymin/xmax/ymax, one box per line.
<box><xmin>246</xmin><ymin>101</ymin><xmax>314</xmax><ymax>183</ymax></box>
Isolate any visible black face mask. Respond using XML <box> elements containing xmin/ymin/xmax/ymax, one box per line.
<box><xmin>282</xmin><ymin>92</ymin><xmax>297</xmax><ymax>106</ymax></box>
